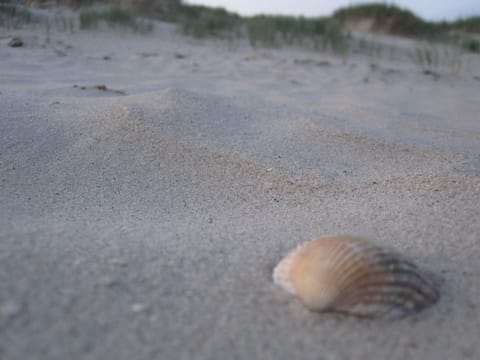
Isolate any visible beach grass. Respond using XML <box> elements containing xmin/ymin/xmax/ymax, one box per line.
<box><xmin>168</xmin><ymin>2</ymin><xmax>480</xmax><ymax>59</ymax></box>
<box><xmin>79</xmin><ymin>6</ymin><xmax>153</xmax><ymax>33</ymax></box>
<box><xmin>171</xmin><ymin>5</ymin><xmax>348</xmax><ymax>53</ymax></box>
<box><xmin>176</xmin><ymin>4</ymin><xmax>241</xmax><ymax>38</ymax></box>
<box><xmin>332</xmin><ymin>3</ymin><xmax>441</xmax><ymax>38</ymax></box>
<box><xmin>0</xmin><ymin>2</ymin><xmax>36</xmax><ymax>28</ymax></box>
<box><xmin>0</xmin><ymin>2</ymin><xmax>75</xmax><ymax>35</ymax></box>
<box><xmin>460</xmin><ymin>37</ymin><xmax>480</xmax><ymax>53</ymax></box>
<box><xmin>408</xmin><ymin>42</ymin><xmax>463</xmax><ymax>76</ymax></box>
<box><xmin>451</xmin><ymin>16</ymin><xmax>480</xmax><ymax>33</ymax></box>
<box><xmin>2</xmin><ymin>1</ymin><xmax>480</xmax><ymax>60</ymax></box>
<box><xmin>246</xmin><ymin>15</ymin><xmax>346</xmax><ymax>52</ymax></box>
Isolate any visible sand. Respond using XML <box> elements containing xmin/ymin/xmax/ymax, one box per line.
<box><xmin>1</xmin><ymin>14</ymin><xmax>479</xmax><ymax>360</ymax></box>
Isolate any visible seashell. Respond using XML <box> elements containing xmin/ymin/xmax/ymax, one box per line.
<box><xmin>273</xmin><ymin>234</ymin><xmax>439</xmax><ymax>319</ymax></box>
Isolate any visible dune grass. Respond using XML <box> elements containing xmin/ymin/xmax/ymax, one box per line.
<box><xmin>0</xmin><ymin>2</ymin><xmax>37</xmax><ymax>28</ymax></box>
<box><xmin>451</xmin><ymin>16</ymin><xmax>480</xmax><ymax>33</ymax></box>
<box><xmin>170</xmin><ymin>2</ymin><xmax>479</xmax><ymax>58</ymax></box>
<box><xmin>170</xmin><ymin>4</ymin><xmax>348</xmax><ymax>53</ymax></box>
<box><xmin>175</xmin><ymin>4</ymin><xmax>241</xmax><ymax>38</ymax></box>
<box><xmin>460</xmin><ymin>37</ymin><xmax>480</xmax><ymax>53</ymax></box>
<box><xmin>245</xmin><ymin>15</ymin><xmax>346</xmax><ymax>52</ymax></box>
<box><xmin>333</xmin><ymin>3</ymin><xmax>480</xmax><ymax>39</ymax></box>
<box><xmin>2</xmin><ymin>1</ymin><xmax>479</xmax><ymax>62</ymax></box>
<box><xmin>79</xmin><ymin>6</ymin><xmax>153</xmax><ymax>33</ymax></box>
<box><xmin>0</xmin><ymin>2</ymin><xmax>76</xmax><ymax>35</ymax></box>
<box><xmin>333</xmin><ymin>3</ymin><xmax>439</xmax><ymax>38</ymax></box>
<box><xmin>408</xmin><ymin>42</ymin><xmax>463</xmax><ymax>76</ymax></box>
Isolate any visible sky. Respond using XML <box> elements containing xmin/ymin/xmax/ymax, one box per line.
<box><xmin>184</xmin><ymin>1</ymin><xmax>480</xmax><ymax>21</ymax></box>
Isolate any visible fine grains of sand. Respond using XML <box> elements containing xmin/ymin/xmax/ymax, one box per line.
<box><xmin>1</xmin><ymin>18</ymin><xmax>479</xmax><ymax>360</ymax></box>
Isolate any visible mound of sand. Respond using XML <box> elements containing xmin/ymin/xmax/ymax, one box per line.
<box><xmin>1</xmin><ymin>19</ymin><xmax>479</xmax><ymax>360</ymax></box>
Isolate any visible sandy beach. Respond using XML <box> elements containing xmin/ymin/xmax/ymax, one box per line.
<box><xmin>1</xmin><ymin>10</ymin><xmax>480</xmax><ymax>360</ymax></box>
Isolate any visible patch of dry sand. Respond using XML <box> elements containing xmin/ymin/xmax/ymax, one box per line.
<box><xmin>1</xmin><ymin>17</ymin><xmax>479</xmax><ymax>360</ymax></box>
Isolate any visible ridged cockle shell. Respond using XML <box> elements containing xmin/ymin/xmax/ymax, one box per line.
<box><xmin>273</xmin><ymin>234</ymin><xmax>439</xmax><ymax>319</ymax></box>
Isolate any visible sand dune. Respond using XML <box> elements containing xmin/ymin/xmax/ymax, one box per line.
<box><xmin>1</xmin><ymin>17</ymin><xmax>479</xmax><ymax>360</ymax></box>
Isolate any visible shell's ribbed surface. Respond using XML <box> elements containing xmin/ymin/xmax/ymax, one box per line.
<box><xmin>273</xmin><ymin>235</ymin><xmax>439</xmax><ymax>319</ymax></box>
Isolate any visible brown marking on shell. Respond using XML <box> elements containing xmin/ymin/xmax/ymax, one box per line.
<box><xmin>273</xmin><ymin>234</ymin><xmax>439</xmax><ymax>319</ymax></box>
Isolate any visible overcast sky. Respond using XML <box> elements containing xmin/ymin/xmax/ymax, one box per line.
<box><xmin>185</xmin><ymin>1</ymin><xmax>480</xmax><ymax>21</ymax></box>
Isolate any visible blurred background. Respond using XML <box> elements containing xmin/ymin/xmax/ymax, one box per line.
<box><xmin>186</xmin><ymin>0</ymin><xmax>480</xmax><ymax>21</ymax></box>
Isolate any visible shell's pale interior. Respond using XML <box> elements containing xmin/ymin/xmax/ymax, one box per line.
<box><xmin>274</xmin><ymin>235</ymin><xmax>352</xmax><ymax>310</ymax></box>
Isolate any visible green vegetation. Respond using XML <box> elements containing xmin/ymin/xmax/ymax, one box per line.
<box><xmin>333</xmin><ymin>3</ymin><xmax>438</xmax><ymax>37</ymax></box>
<box><xmin>0</xmin><ymin>2</ymin><xmax>36</xmax><ymax>28</ymax></box>
<box><xmin>79</xmin><ymin>6</ymin><xmax>153</xmax><ymax>33</ymax></box>
<box><xmin>409</xmin><ymin>45</ymin><xmax>440</xmax><ymax>76</ymax></box>
<box><xmin>2</xmin><ymin>1</ymin><xmax>480</xmax><ymax>61</ymax></box>
<box><xmin>245</xmin><ymin>15</ymin><xmax>346</xmax><ymax>53</ymax></box>
<box><xmin>333</xmin><ymin>3</ymin><xmax>480</xmax><ymax>38</ymax></box>
<box><xmin>451</xmin><ymin>16</ymin><xmax>480</xmax><ymax>33</ymax></box>
<box><xmin>169</xmin><ymin>2</ymin><xmax>479</xmax><ymax>56</ymax></box>
<box><xmin>409</xmin><ymin>43</ymin><xmax>462</xmax><ymax>76</ymax></box>
<box><xmin>175</xmin><ymin>5</ymin><xmax>241</xmax><ymax>38</ymax></box>
<box><xmin>460</xmin><ymin>37</ymin><xmax>480</xmax><ymax>53</ymax></box>
<box><xmin>171</xmin><ymin>5</ymin><xmax>348</xmax><ymax>53</ymax></box>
